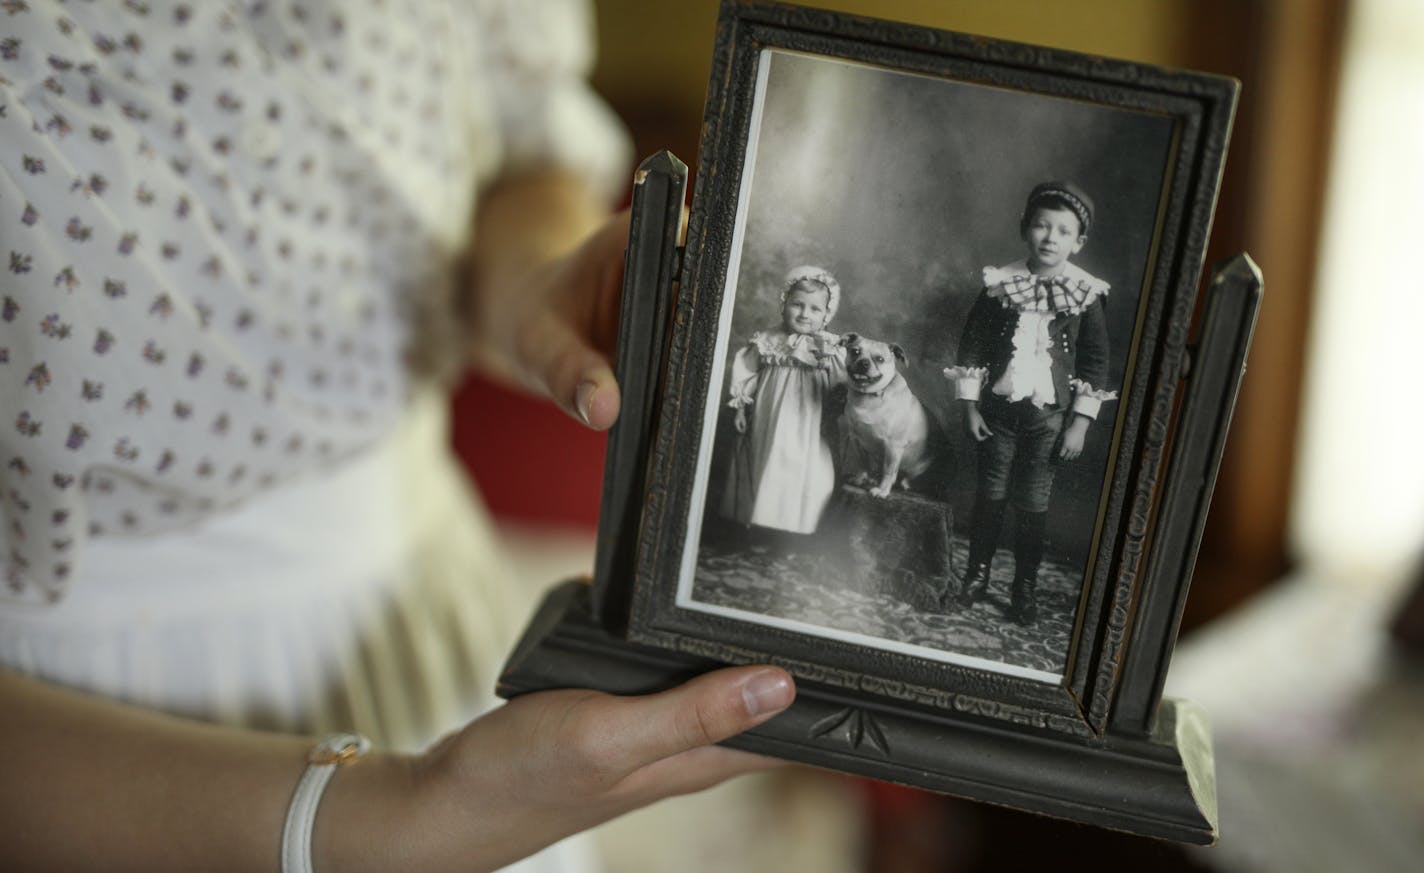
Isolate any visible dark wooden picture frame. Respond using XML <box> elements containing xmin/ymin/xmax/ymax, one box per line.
<box><xmin>501</xmin><ymin>1</ymin><xmax>1258</xmax><ymax>845</ymax></box>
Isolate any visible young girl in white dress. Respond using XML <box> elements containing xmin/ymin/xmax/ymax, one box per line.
<box><xmin>722</xmin><ymin>266</ymin><xmax>847</xmax><ymax>535</ymax></box>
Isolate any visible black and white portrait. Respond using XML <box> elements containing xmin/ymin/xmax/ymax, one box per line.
<box><xmin>673</xmin><ymin>49</ymin><xmax>1177</xmax><ymax>682</ymax></box>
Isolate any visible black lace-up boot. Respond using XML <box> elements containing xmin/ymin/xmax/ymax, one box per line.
<box><xmin>954</xmin><ymin>497</ymin><xmax>1006</xmax><ymax>606</ymax></box>
<box><xmin>1006</xmin><ymin>510</ymin><xmax>1046</xmax><ymax>625</ymax></box>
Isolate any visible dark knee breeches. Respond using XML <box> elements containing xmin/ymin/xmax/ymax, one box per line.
<box><xmin>976</xmin><ymin>399</ymin><xmax>1063</xmax><ymax>513</ymax></box>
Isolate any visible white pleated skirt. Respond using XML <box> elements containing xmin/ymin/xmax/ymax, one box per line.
<box><xmin>0</xmin><ymin>392</ymin><xmax>595</xmax><ymax>873</ymax></box>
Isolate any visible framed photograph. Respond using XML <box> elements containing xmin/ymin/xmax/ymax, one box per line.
<box><xmin>502</xmin><ymin>0</ymin><xmax>1255</xmax><ymax>844</ymax></box>
<box><xmin>628</xmin><ymin>0</ymin><xmax>1235</xmax><ymax>726</ymax></box>
<box><xmin>668</xmin><ymin>46</ymin><xmax>1178</xmax><ymax>687</ymax></box>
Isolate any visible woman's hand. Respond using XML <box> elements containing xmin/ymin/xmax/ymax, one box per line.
<box><xmin>1058</xmin><ymin>415</ymin><xmax>1090</xmax><ymax>460</ymax></box>
<box><xmin>318</xmin><ymin>666</ymin><xmax>796</xmax><ymax>873</ymax></box>
<box><xmin>965</xmin><ymin>403</ymin><xmax>994</xmax><ymax>441</ymax></box>
<box><xmin>463</xmin><ymin>171</ymin><xmax>629</xmax><ymax>431</ymax></box>
<box><xmin>1</xmin><ymin>661</ymin><xmax>792</xmax><ymax>873</ymax></box>
<box><xmin>734</xmin><ymin>406</ymin><xmax>748</xmax><ymax>433</ymax></box>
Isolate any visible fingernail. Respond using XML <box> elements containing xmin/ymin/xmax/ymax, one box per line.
<box><xmin>575</xmin><ymin>381</ymin><xmax>597</xmax><ymax>425</ymax></box>
<box><xmin>741</xmin><ymin>670</ymin><xmax>794</xmax><ymax>718</ymax></box>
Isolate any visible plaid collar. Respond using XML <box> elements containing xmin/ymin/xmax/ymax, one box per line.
<box><xmin>983</xmin><ymin>261</ymin><xmax>1109</xmax><ymax>315</ymax></box>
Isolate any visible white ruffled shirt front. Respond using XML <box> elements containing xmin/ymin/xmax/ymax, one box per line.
<box><xmin>992</xmin><ymin>308</ymin><xmax>1057</xmax><ymax>407</ymax></box>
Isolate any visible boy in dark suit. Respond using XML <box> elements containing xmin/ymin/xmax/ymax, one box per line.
<box><xmin>943</xmin><ymin>182</ymin><xmax>1117</xmax><ymax>624</ymax></box>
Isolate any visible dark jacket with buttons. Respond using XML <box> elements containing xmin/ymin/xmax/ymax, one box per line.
<box><xmin>952</xmin><ymin>260</ymin><xmax>1113</xmax><ymax>420</ymax></box>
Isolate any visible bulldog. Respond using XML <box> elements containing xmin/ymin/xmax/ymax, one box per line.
<box><xmin>839</xmin><ymin>333</ymin><xmax>935</xmax><ymax>498</ymax></box>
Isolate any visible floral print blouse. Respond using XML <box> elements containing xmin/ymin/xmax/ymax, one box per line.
<box><xmin>0</xmin><ymin>0</ymin><xmax>629</xmax><ymax>602</ymax></box>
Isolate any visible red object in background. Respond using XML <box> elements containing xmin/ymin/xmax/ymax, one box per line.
<box><xmin>449</xmin><ymin>373</ymin><xmax>607</xmax><ymax>531</ymax></box>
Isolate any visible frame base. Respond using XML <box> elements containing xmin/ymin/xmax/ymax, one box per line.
<box><xmin>498</xmin><ymin>580</ymin><xmax>1218</xmax><ymax>845</ymax></box>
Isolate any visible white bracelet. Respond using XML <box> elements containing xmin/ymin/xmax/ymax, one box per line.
<box><xmin>281</xmin><ymin>732</ymin><xmax>371</xmax><ymax>873</ymax></box>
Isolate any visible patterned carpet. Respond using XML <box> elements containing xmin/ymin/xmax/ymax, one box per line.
<box><xmin>691</xmin><ymin>534</ymin><xmax>1080</xmax><ymax>677</ymax></box>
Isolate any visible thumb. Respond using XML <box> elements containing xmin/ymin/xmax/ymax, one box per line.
<box><xmin>596</xmin><ymin>666</ymin><xmax>795</xmax><ymax>775</ymax></box>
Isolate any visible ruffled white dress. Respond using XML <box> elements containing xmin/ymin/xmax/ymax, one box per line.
<box><xmin>721</xmin><ymin>329</ymin><xmax>845</xmax><ymax>533</ymax></box>
<box><xmin>0</xmin><ymin>2</ymin><xmax>628</xmax><ymax>870</ymax></box>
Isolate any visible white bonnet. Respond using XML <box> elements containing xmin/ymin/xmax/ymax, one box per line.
<box><xmin>780</xmin><ymin>265</ymin><xmax>841</xmax><ymax>323</ymax></box>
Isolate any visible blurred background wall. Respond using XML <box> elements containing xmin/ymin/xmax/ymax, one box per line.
<box><xmin>455</xmin><ymin>1</ymin><xmax>1424</xmax><ymax>870</ymax></box>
